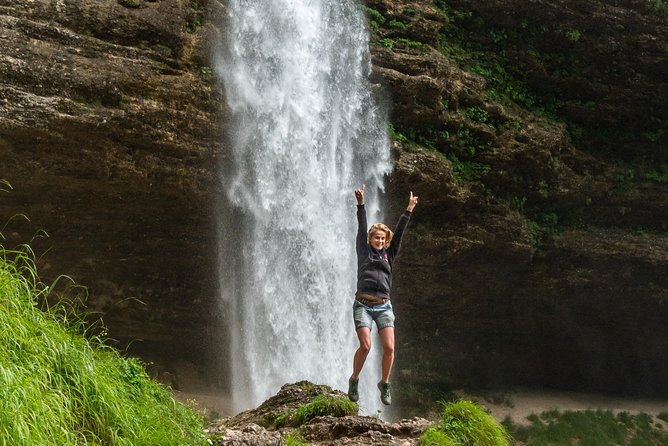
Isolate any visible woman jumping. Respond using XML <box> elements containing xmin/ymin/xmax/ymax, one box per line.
<box><xmin>348</xmin><ymin>184</ymin><xmax>418</xmax><ymax>405</ymax></box>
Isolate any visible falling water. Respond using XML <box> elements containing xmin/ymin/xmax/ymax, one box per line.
<box><xmin>215</xmin><ymin>0</ymin><xmax>391</xmax><ymax>413</ymax></box>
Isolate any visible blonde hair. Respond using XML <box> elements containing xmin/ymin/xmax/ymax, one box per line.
<box><xmin>367</xmin><ymin>223</ymin><xmax>393</xmax><ymax>248</ymax></box>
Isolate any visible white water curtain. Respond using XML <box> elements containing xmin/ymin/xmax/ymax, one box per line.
<box><xmin>216</xmin><ymin>0</ymin><xmax>391</xmax><ymax>413</ymax></box>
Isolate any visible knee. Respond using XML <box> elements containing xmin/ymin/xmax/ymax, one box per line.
<box><xmin>383</xmin><ymin>343</ymin><xmax>394</xmax><ymax>356</ymax></box>
<box><xmin>358</xmin><ymin>341</ymin><xmax>371</xmax><ymax>355</ymax></box>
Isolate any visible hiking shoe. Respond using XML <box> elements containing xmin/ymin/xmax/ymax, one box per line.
<box><xmin>377</xmin><ymin>381</ymin><xmax>391</xmax><ymax>405</ymax></box>
<box><xmin>348</xmin><ymin>378</ymin><xmax>359</xmax><ymax>402</ymax></box>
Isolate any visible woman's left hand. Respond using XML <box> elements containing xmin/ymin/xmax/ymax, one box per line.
<box><xmin>407</xmin><ymin>191</ymin><xmax>418</xmax><ymax>212</ymax></box>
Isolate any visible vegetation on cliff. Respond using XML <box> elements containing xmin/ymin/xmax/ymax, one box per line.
<box><xmin>0</xmin><ymin>240</ymin><xmax>207</xmax><ymax>445</ymax></box>
<box><xmin>363</xmin><ymin>0</ymin><xmax>667</xmax><ymax>404</ymax></box>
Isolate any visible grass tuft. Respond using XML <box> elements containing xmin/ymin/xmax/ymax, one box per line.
<box><xmin>0</xmin><ymin>241</ymin><xmax>207</xmax><ymax>445</ymax></box>
<box><xmin>277</xmin><ymin>394</ymin><xmax>357</xmax><ymax>428</ymax></box>
<box><xmin>421</xmin><ymin>400</ymin><xmax>511</xmax><ymax>446</ymax></box>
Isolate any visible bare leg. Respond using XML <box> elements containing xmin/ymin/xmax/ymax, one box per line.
<box><xmin>379</xmin><ymin>327</ymin><xmax>395</xmax><ymax>383</ymax></box>
<box><xmin>351</xmin><ymin>327</ymin><xmax>371</xmax><ymax>379</ymax></box>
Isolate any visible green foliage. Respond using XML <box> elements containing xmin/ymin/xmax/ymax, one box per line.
<box><xmin>389</xmin><ymin>123</ymin><xmax>408</xmax><ymax>143</ymax></box>
<box><xmin>464</xmin><ymin>106</ymin><xmax>490</xmax><ymax>124</ymax></box>
<box><xmin>273</xmin><ymin>394</ymin><xmax>357</xmax><ymax>428</ymax></box>
<box><xmin>185</xmin><ymin>2</ymin><xmax>204</xmax><ymax>33</ymax></box>
<box><xmin>453</xmin><ymin>127</ymin><xmax>490</xmax><ymax>156</ymax></box>
<box><xmin>434</xmin><ymin>0</ymin><xmax>449</xmax><ymax>15</ymax></box>
<box><xmin>509</xmin><ymin>409</ymin><xmax>668</xmax><ymax>446</ymax></box>
<box><xmin>365</xmin><ymin>7</ymin><xmax>386</xmax><ymax>28</ymax></box>
<box><xmin>291</xmin><ymin>395</ymin><xmax>357</xmax><ymax>427</ymax></box>
<box><xmin>421</xmin><ymin>428</ymin><xmax>457</xmax><ymax>446</ymax></box>
<box><xmin>565</xmin><ymin>29</ymin><xmax>582</xmax><ymax>42</ymax></box>
<box><xmin>284</xmin><ymin>432</ymin><xmax>310</xmax><ymax>446</ymax></box>
<box><xmin>388</xmin><ymin>19</ymin><xmax>409</xmax><ymax>30</ymax></box>
<box><xmin>655</xmin><ymin>0</ymin><xmax>668</xmax><ymax>14</ymax></box>
<box><xmin>421</xmin><ymin>400</ymin><xmax>511</xmax><ymax>446</ymax></box>
<box><xmin>185</xmin><ymin>16</ymin><xmax>203</xmax><ymax>33</ymax></box>
<box><xmin>397</xmin><ymin>38</ymin><xmax>425</xmax><ymax>50</ymax></box>
<box><xmin>447</xmin><ymin>153</ymin><xmax>490</xmax><ymax>182</ymax></box>
<box><xmin>0</xmin><ymin>242</ymin><xmax>207</xmax><ymax>445</ymax></box>
<box><xmin>379</xmin><ymin>38</ymin><xmax>395</xmax><ymax>49</ymax></box>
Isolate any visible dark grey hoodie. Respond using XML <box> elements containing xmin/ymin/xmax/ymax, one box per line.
<box><xmin>355</xmin><ymin>204</ymin><xmax>411</xmax><ymax>299</ymax></box>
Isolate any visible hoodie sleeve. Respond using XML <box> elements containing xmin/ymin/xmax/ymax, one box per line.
<box><xmin>356</xmin><ymin>204</ymin><xmax>368</xmax><ymax>256</ymax></box>
<box><xmin>389</xmin><ymin>210</ymin><xmax>411</xmax><ymax>257</ymax></box>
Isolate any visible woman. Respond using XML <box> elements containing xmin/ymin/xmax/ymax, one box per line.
<box><xmin>348</xmin><ymin>184</ymin><xmax>418</xmax><ymax>405</ymax></box>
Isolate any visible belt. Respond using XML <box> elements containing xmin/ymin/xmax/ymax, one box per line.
<box><xmin>355</xmin><ymin>294</ymin><xmax>390</xmax><ymax>306</ymax></box>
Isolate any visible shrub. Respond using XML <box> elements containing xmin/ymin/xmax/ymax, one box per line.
<box><xmin>421</xmin><ymin>400</ymin><xmax>511</xmax><ymax>446</ymax></box>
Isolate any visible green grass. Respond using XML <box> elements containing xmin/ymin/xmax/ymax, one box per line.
<box><xmin>284</xmin><ymin>431</ymin><xmax>310</xmax><ymax>445</ymax></box>
<box><xmin>421</xmin><ymin>400</ymin><xmax>511</xmax><ymax>446</ymax></box>
<box><xmin>0</xmin><ymin>242</ymin><xmax>207</xmax><ymax>446</ymax></box>
<box><xmin>508</xmin><ymin>409</ymin><xmax>668</xmax><ymax>446</ymax></box>
<box><xmin>275</xmin><ymin>394</ymin><xmax>357</xmax><ymax>428</ymax></box>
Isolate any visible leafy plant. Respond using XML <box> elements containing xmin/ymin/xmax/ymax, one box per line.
<box><xmin>397</xmin><ymin>38</ymin><xmax>425</xmax><ymax>50</ymax></box>
<box><xmin>379</xmin><ymin>38</ymin><xmax>395</xmax><ymax>49</ymax></box>
<box><xmin>365</xmin><ymin>7</ymin><xmax>386</xmax><ymax>28</ymax></box>
<box><xmin>389</xmin><ymin>123</ymin><xmax>408</xmax><ymax>143</ymax></box>
<box><xmin>388</xmin><ymin>19</ymin><xmax>408</xmax><ymax>30</ymax></box>
<box><xmin>565</xmin><ymin>29</ymin><xmax>582</xmax><ymax>42</ymax></box>
<box><xmin>464</xmin><ymin>106</ymin><xmax>490</xmax><ymax>124</ymax></box>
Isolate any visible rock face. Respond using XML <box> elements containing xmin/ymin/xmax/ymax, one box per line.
<box><xmin>208</xmin><ymin>382</ymin><xmax>432</xmax><ymax>445</ymax></box>
<box><xmin>364</xmin><ymin>0</ymin><xmax>668</xmax><ymax>408</ymax></box>
<box><xmin>1</xmin><ymin>0</ymin><xmax>667</xmax><ymax>411</ymax></box>
<box><xmin>0</xmin><ymin>0</ymin><xmax>228</xmax><ymax>390</ymax></box>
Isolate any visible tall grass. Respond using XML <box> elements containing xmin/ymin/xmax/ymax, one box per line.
<box><xmin>421</xmin><ymin>400</ymin><xmax>511</xmax><ymax>446</ymax></box>
<box><xmin>274</xmin><ymin>394</ymin><xmax>358</xmax><ymax>428</ymax></box>
<box><xmin>0</xmin><ymin>242</ymin><xmax>207</xmax><ymax>446</ymax></box>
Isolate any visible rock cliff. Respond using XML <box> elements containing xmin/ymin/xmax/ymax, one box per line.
<box><xmin>364</xmin><ymin>0</ymin><xmax>667</xmax><ymax>410</ymax></box>
<box><xmin>1</xmin><ymin>0</ymin><xmax>666</xmax><ymax>411</ymax></box>
<box><xmin>0</xmin><ymin>0</ymin><xmax>227</xmax><ymax>390</ymax></box>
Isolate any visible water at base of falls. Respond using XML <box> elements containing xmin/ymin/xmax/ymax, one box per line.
<box><xmin>216</xmin><ymin>0</ymin><xmax>392</xmax><ymax>414</ymax></box>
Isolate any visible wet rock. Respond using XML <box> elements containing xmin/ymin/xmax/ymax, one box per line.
<box><xmin>208</xmin><ymin>382</ymin><xmax>432</xmax><ymax>446</ymax></box>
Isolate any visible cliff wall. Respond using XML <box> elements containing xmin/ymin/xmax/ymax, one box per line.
<box><xmin>1</xmin><ymin>0</ymin><xmax>666</xmax><ymax>405</ymax></box>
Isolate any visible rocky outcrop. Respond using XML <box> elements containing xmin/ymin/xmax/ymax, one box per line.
<box><xmin>208</xmin><ymin>382</ymin><xmax>432</xmax><ymax>445</ymax></box>
<box><xmin>0</xmin><ymin>0</ymin><xmax>227</xmax><ymax>391</ymax></box>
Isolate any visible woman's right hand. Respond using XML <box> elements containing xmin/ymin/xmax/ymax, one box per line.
<box><xmin>354</xmin><ymin>184</ymin><xmax>365</xmax><ymax>205</ymax></box>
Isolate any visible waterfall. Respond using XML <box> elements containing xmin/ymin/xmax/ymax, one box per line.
<box><xmin>215</xmin><ymin>0</ymin><xmax>391</xmax><ymax>413</ymax></box>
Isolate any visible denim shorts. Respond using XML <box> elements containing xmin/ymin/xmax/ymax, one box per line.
<box><xmin>353</xmin><ymin>300</ymin><xmax>395</xmax><ymax>331</ymax></box>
